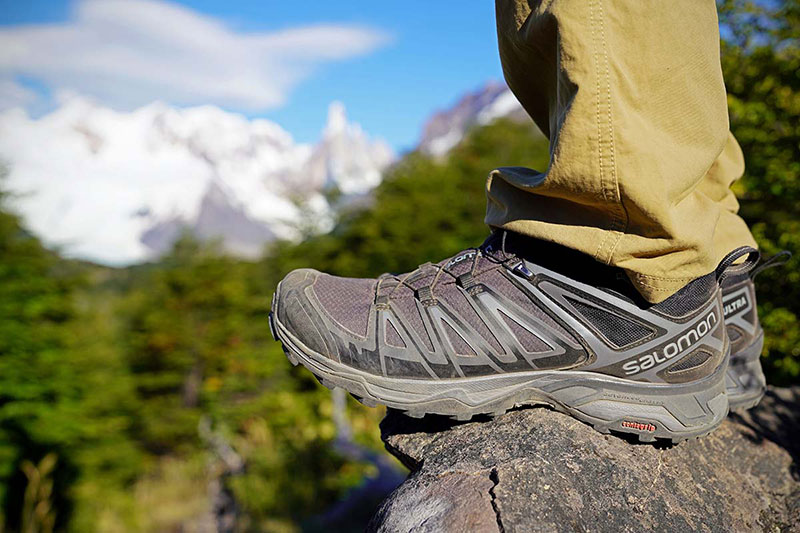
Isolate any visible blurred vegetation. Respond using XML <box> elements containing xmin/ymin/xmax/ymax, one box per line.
<box><xmin>0</xmin><ymin>1</ymin><xmax>798</xmax><ymax>530</ymax></box>
<box><xmin>0</xmin><ymin>195</ymin><xmax>386</xmax><ymax>532</ymax></box>
<box><xmin>719</xmin><ymin>0</ymin><xmax>800</xmax><ymax>382</ymax></box>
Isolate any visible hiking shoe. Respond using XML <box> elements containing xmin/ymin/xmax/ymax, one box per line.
<box><xmin>723</xmin><ymin>251</ymin><xmax>791</xmax><ymax>411</ymax></box>
<box><xmin>270</xmin><ymin>232</ymin><xmax>758</xmax><ymax>443</ymax></box>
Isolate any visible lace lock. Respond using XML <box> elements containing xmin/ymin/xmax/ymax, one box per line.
<box><xmin>415</xmin><ymin>286</ymin><xmax>436</xmax><ymax>305</ymax></box>
<box><xmin>511</xmin><ymin>261</ymin><xmax>534</xmax><ymax>280</ymax></box>
<box><xmin>456</xmin><ymin>272</ymin><xmax>476</xmax><ymax>290</ymax></box>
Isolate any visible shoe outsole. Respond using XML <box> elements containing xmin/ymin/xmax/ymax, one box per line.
<box><xmin>270</xmin><ymin>294</ymin><xmax>730</xmax><ymax>445</ymax></box>
<box><xmin>729</xmin><ymin>393</ymin><xmax>764</xmax><ymax>413</ymax></box>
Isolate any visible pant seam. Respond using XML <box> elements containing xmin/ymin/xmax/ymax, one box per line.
<box><xmin>598</xmin><ymin>0</ymin><xmax>627</xmax><ymax>260</ymax></box>
<box><xmin>590</xmin><ymin>0</ymin><xmax>628</xmax><ymax>264</ymax></box>
<box><xmin>631</xmin><ymin>283</ymin><xmax>688</xmax><ymax>292</ymax></box>
<box><xmin>632</xmin><ymin>274</ymin><xmax>696</xmax><ymax>292</ymax></box>
<box><xmin>588</xmin><ymin>0</ymin><xmax>606</xmax><ymax>263</ymax></box>
<box><xmin>633</xmin><ymin>273</ymin><xmax>696</xmax><ymax>282</ymax></box>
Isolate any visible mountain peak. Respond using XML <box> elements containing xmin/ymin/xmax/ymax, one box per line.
<box><xmin>418</xmin><ymin>81</ymin><xmax>531</xmax><ymax>156</ymax></box>
<box><xmin>2</xmin><ymin>82</ymin><xmax>529</xmax><ymax>265</ymax></box>
<box><xmin>0</xmin><ymin>98</ymin><xmax>394</xmax><ymax>264</ymax></box>
<box><xmin>324</xmin><ymin>101</ymin><xmax>348</xmax><ymax>137</ymax></box>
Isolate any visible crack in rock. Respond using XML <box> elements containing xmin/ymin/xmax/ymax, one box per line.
<box><xmin>489</xmin><ymin>467</ymin><xmax>505</xmax><ymax>533</ymax></box>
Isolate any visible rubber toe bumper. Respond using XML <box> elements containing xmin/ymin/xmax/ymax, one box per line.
<box><xmin>274</xmin><ymin>269</ymin><xmax>330</xmax><ymax>358</ymax></box>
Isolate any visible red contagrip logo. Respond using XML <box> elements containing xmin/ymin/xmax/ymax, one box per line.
<box><xmin>621</xmin><ymin>421</ymin><xmax>656</xmax><ymax>432</ymax></box>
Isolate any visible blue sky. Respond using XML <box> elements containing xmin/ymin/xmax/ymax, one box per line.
<box><xmin>0</xmin><ymin>0</ymin><xmax>505</xmax><ymax>151</ymax></box>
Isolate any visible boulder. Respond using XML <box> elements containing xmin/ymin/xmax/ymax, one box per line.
<box><xmin>368</xmin><ymin>387</ymin><xmax>800</xmax><ymax>533</ymax></box>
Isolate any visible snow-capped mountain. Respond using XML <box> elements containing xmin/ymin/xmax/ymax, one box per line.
<box><xmin>0</xmin><ymin>81</ymin><xmax>533</xmax><ymax>265</ymax></box>
<box><xmin>418</xmin><ymin>81</ymin><xmax>532</xmax><ymax>156</ymax></box>
<box><xmin>286</xmin><ymin>102</ymin><xmax>393</xmax><ymax>196</ymax></box>
<box><xmin>0</xmin><ymin>96</ymin><xmax>394</xmax><ymax>264</ymax></box>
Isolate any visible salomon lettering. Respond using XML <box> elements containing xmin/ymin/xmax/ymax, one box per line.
<box><xmin>622</xmin><ymin>311</ymin><xmax>718</xmax><ymax>375</ymax></box>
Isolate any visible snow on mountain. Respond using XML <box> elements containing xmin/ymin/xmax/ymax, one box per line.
<box><xmin>287</xmin><ymin>101</ymin><xmax>394</xmax><ymax>196</ymax></box>
<box><xmin>418</xmin><ymin>81</ymin><xmax>533</xmax><ymax>156</ymax></box>
<box><xmin>0</xmin><ymin>96</ymin><xmax>394</xmax><ymax>264</ymax></box>
<box><xmin>0</xmin><ymin>82</ymin><xmax>535</xmax><ymax>265</ymax></box>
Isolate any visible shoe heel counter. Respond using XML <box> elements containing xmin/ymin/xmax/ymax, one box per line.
<box><xmin>723</xmin><ymin>278</ymin><xmax>762</xmax><ymax>353</ymax></box>
<box><xmin>655</xmin><ymin>290</ymin><xmax>729</xmax><ymax>384</ymax></box>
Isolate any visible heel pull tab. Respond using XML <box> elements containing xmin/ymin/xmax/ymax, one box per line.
<box><xmin>716</xmin><ymin>246</ymin><xmax>760</xmax><ymax>283</ymax></box>
<box><xmin>751</xmin><ymin>250</ymin><xmax>793</xmax><ymax>280</ymax></box>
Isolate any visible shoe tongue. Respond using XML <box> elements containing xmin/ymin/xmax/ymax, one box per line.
<box><xmin>479</xmin><ymin>231</ymin><xmax>514</xmax><ymax>262</ymax></box>
<box><xmin>441</xmin><ymin>233</ymin><xmax>512</xmax><ymax>277</ymax></box>
<box><xmin>442</xmin><ymin>249</ymin><xmax>481</xmax><ymax>276</ymax></box>
<box><xmin>379</xmin><ymin>231</ymin><xmax>511</xmax><ymax>293</ymax></box>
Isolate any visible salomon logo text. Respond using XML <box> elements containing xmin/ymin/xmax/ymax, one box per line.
<box><xmin>622</xmin><ymin>311</ymin><xmax>718</xmax><ymax>375</ymax></box>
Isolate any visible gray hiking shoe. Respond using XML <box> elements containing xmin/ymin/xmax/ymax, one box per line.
<box><xmin>270</xmin><ymin>232</ymin><xmax>758</xmax><ymax>443</ymax></box>
<box><xmin>722</xmin><ymin>252</ymin><xmax>791</xmax><ymax>411</ymax></box>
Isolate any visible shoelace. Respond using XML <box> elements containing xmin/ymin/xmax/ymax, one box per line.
<box><xmin>379</xmin><ymin>231</ymin><xmax>521</xmax><ymax>303</ymax></box>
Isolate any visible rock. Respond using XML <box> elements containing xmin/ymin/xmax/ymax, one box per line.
<box><xmin>368</xmin><ymin>387</ymin><xmax>800</xmax><ymax>533</ymax></box>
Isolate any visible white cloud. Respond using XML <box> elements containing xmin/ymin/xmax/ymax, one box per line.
<box><xmin>0</xmin><ymin>0</ymin><xmax>389</xmax><ymax>111</ymax></box>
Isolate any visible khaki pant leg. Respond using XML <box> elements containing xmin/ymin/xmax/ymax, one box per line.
<box><xmin>489</xmin><ymin>0</ymin><xmax>756</xmax><ymax>302</ymax></box>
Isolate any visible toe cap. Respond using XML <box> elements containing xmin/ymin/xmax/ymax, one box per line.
<box><xmin>275</xmin><ymin>269</ymin><xmax>330</xmax><ymax>356</ymax></box>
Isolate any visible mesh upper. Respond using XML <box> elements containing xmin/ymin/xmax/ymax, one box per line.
<box><xmin>376</xmin><ymin>248</ymin><xmax>579</xmax><ymax>355</ymax></box>
<box><xmin>312</xmin><ymin>274</ymin><xmax>376</xmax><ymax>337</ymax></box>
<box><xmin>436</xmin><ymin>279</ymin><xmax>504</xmax><ymax>353</ymax></box>
<box><xmin>567</xmin><ymin>297</ymin><xmax>653</xmax><ymax>348</ymax></box>
<box><xmin>376</xmin><ymin>248</ymin><xmax>509</xmax><ymax>353</ymax></box>
<box><xmin>652</xmin><ymin>272</ymin><xmax>716</xmax><ymax>317</ymax></box>
<box><xmin>390</xmin><ymin>294</ymin><xmax>434</xmax><ymax>350</ymax></box>
<box><xmin>385</xmin><ymin>320</ymin><xmax>405</xmax><ymax>347</ymax></box>
<box><xmin>480</xmin><ymin>269</ymin><xmax>577</xmax><ymax>343</ymax></box>
<box><xmin>309</xmin><ymin>235</ymin><xmax>589</xmax><ymax>356</ymax></box>
<box><xmin>727</xmin><ymin>327</ymin><xmax>742</xmax><ymax>344</ymax></box>
<box><xmin>667</xmin><ymin>350</ymin><xmax>712</xmax><ymax>373</ymax></box>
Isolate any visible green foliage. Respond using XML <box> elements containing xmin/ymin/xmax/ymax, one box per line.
<box><xmin>0</xmin><ymin>198</ymin><xmax>382</xmax><ymax>531</ymax></box>
<box><xmin>719</xmin><ymin>0</ymin><xmax>800</xmax><ymax>383</ymax></box>
<box><xmin>122</xmin><ymin>236</ymin><xmax>251</xmax><ymax>453</ymax></box>
<box><xmin>120</xmin><ymin>236</ymin><xmax>379</xmax><ymax>529</ymax></box>
<box><xmin>0</xmin><ymin>192</ymin><xmax>139</xmax><ymax>532</ymax></box>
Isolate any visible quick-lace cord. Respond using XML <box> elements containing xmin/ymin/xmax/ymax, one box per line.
<box><xmin>469</xmin><ymin>246</ymin><xmax>481</xmax><ymax>279</ymax></box>
<box><xmin>427</xmin><ymin>264</ymin><xmax>448</xmax><ymax>296</ymax></box>
<box><xmin>387</xmin><ymin>269</ymin><xmax>419</xmax><ymax>300</ymax></box>
<box><xmin>428</xmin><ymin>247</ymin><xmax>481</xmax><ymax>295</ymax></box>
<box><xmin>384</xmin><ymin>231</ymin><xmax>521</xmax><ymax>302</ymax></box>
